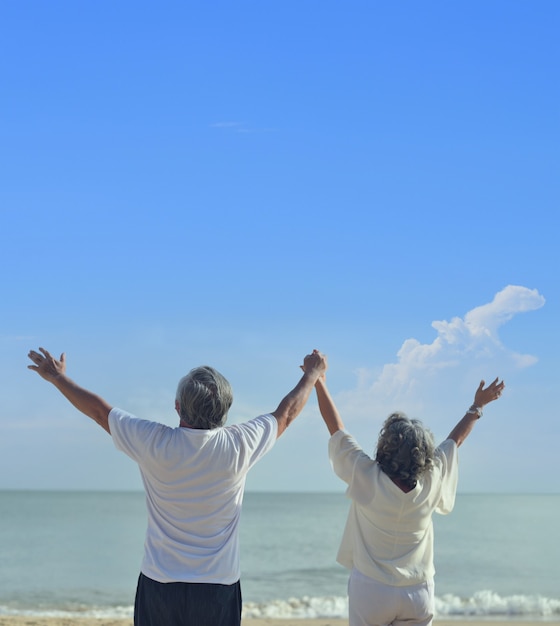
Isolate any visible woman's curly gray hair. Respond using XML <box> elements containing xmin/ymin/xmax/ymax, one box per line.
<box><xmin>375</xmin><ymin>412</ymin><xmax>435</xmax><ymax>489</ymax></box>
<box><xmin>176</xmin><ymin>366</ymin><xmax>233</xmax><ymax>430</ymax></box>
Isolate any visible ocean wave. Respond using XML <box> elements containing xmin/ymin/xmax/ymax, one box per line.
<box><xmin>436</xmin><ymin>590</ymin><xmax>560</xmax><ymax>618</ymax></box>
<box><xmin>243</xmin><ymin>591</ymin><xmax>560</xmax><ymax>620</ymax></box>
<box><xmin>0</xmin><ymin>605</ymin><xmax>134</xmax><ymax>619</ymax></box>
<box><xmin>1</xmin><ymin>591</ymin><xmax>559</xmax><ymax>620</ymax></box>
<box><xmin>243</xmin><ymin>595</ymin><xmax>347</xmax><ymax>619</ymax></box>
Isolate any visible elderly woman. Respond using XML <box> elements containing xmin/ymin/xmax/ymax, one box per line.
<box><xmin>312</xmin><ymin>373</ymin><xmax>505</xmax><ymax>626</ymax></box>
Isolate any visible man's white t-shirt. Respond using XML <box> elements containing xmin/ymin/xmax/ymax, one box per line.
<box><xmin>329</xmin><ymin>431</ymin><xmax>459</xmax><ymax>586</ymax></box>
<box><xmin>109</xmin><ymin>408</ymin><xmax>278</xmax><ymax>584</ymax></box>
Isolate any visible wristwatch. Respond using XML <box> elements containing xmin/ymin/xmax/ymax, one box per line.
<box><xmin>467</xmin><ymin>404</ymin><xmax>483</xmax><ymax>418</ymax></box>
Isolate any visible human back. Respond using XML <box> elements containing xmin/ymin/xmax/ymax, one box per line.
<box><xmin>111</xmin><ymin>408</ymin><xmax>277</xmax><ymax>583</ymax></box>
<box><xmin>330</xmin><ymin>427</ymin><xmax>458</xmax><ymax>586</ymax></box>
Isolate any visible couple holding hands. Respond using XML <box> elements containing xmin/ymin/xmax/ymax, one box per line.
<box><xmin>28</xmin><ymin>347</ymin><xmax>504</xmax><ymax>626</ymax></box>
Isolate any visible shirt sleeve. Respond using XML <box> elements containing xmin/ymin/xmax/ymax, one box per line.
<box><xmin>109</xmin><ymin>407</ymin><xmax>168</xmax><ymax>462</ymax></box>
<box><xmin>434</xmin><ymin>438</ymin><xmax>459</xmax><ymax>514</ymax></box>
<box><xmin>228</xmin><ymin>413</ymin><xmax>278</xmax><ymax>470</ymax></box>
<box><xmin>329</xmin><ymin>429</ymin><xmax>374</xmax><ymax>478</ymax></box>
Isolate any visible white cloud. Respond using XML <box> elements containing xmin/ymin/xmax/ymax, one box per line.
<box><xmin>336</xmin><ymin>285</ymin><xmax>545</xmax><ymax>420</ymax></box>
<box><xmin>436</xmin><ymin>285</ymin><xmax>546</xmax><ymax>347</ymax></box>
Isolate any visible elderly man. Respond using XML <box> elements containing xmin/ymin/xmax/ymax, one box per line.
<box><xmin>28</xmin><ymin>346</ymin><xmax>327</xmax><ymax>626</ymax></box>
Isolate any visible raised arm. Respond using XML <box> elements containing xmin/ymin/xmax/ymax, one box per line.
<box><xmin>272</xmin><ymin>349</ymin><xmax>327</xmax><ymax>437</ymax></box>
<box><xmin>447</xmin><ymin>377</ymin><xmax>505</xmax><ymax>447</ymax></box>
<box><xmin>27</xmin><ymin>347</ymin><xmax>113</xmax><ymax>434</ymax></box>
<box><xmin>315</xmin><ymin>376</ymin><xmax>345</xmax><ymax>435</ymax></box>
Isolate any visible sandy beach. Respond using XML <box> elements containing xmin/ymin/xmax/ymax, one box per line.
<box><xmin>0</xmin><ymin>619</ymin><xmax>556</xmax><ymax>626</ymax></box>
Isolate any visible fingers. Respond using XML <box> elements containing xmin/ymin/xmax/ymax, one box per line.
<box><xmin>496</xmin><ymin>379</ymin><xmax>505</xmax><ymax>398</ymax></box>
<box><xmin>304</xmin><ymin>349</ymin><xmax>323</xmax><ymax>361</ymax></box>
<box><xmin>27</xmin><ymin>348</ymin><xmax>46</xmax><ymax>373</ymax></box>
<box><xmin>302</xmin><ymin>350</ymin><xmax>327</xmax><ymax>372</ymax></box>
<box><xmin>490</xmin><ymin>378</ymin><xmax>505</xmax><ymax>390</ymax></box>
<box><xmin>28</xmin><ymin>347</ymin><xmax>49</xmax><ymax>364</ymax></box>
<box><xmin>481</xmin><ymin>378</ymin><xmax>505</xmax><ymax>393</ymax></box>
<box><xmin>28</xmin><ymin>350</ymin><xmax>43</xmax><ymax>364</ymax></box>
<box><xmin>28</xmin><ymin>348</ymin><xmax>56</xmax><ymax>368</ymax></box>
<box><xmin>488</xmin><ymin>377</ymin><xmax>505</xmax><ymax>400</ymax></box>
<box><xmin>474</xmin><ymin>377</ymin><xmax>505</xmax><ymax>407</ymax></box>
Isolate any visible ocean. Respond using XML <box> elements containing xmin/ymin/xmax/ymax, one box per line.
<box><xmin>0</xmin><ymin>491</ymin><xmax>558</xmax><ymax>621</ymax></box>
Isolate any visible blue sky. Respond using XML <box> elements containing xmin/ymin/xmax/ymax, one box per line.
<box><xmin>1</xmin><ymin>1</ymin><xmax>558</xmax><ymax>493</ymax></box>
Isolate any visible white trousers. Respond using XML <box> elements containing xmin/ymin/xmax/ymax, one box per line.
<box><xmin>348</xmin><ymin>568</ymin><xmax>435</xmax><ymax>626</ymax></box>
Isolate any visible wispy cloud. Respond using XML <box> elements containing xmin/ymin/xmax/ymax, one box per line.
<box><xmin>337</xmin><ymin>285</ymin><xmax>545</xmax><ymax>419</ymax></box>
<box><xmin>211</xmin><ymin>121</ymin><xmax>247</xmax><ymax>131</ymax></box>
<box><xmin>210</xmin><ymin>121</ymin><xmax>276</xmax><ymax>134</ymax></box>
<box><xmin>0</xmin><ymin>335</ymin><xmax>35</xmax><ymax>342</ymax></box>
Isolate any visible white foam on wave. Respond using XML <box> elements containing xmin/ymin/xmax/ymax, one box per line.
<box><xmin>243</xmin><ymin>591</ymin><xmax>560</xmax><ymax>620</ymax></box>
<box><xmin>1</xmin><ymin>591</ymin><xmax>559</xmax><ymax>620</ymax></box>
<box><xmin>0</xmin><ymin>605</ymin><xmax>134</xmax><ymax>619</ymax></box>
<box><xmin>436</xmin><ymin>590</ymin><xmax>560</xmax><ymax>618</ymax></box>
<box><xmin>242</xmin><ymin>595</ymin><xmax>348</xmax><ymax>619</ymax></box>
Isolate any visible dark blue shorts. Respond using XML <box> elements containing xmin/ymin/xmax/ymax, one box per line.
<box><xmin>134</xmin><ymin>572</ymin><xmax>242</xmax><ymax>626</ymax></box>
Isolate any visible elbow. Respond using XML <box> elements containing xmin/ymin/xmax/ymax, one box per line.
<box><xmin>92</xmin><ymin>407</ymin><xmax>112</xmax><ymax>434</ymax></box>
<box><xmin>273</xmin><ymin>408</ymin><xmax>297</xmax><ymax>438</ymax></box>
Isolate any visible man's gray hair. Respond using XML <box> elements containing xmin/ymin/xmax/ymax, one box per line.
<box><xmin>375</xmin><ymin>412</ymin><xmax>435</xmax><ymax>489</ymax></box>
<box><xmin>175</xmin><ymin>366</ymin><xmax>233</xmax><ymax>430</ymax></box>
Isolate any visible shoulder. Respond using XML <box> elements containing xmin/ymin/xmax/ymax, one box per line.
<box><xmin>109</xmin><ymin>407</ymin><xmax>169</xmax><ymax>445</ymax></box>
<box><xmin>109</xmin><ymin>407</ymin><xmax>161</xmax><ymax>430</ymax></box>
<box><xmin>329</xmin><ymin>429</ymin><xmax>366</xmax><ymax>457</ymax></box>
<box><xmin>226</xmin><ymin>413</ymin><xmax>278</xmax><ymax>442</ymax></box>
<box><xmin>329</xmin><ymin>430</ymin><xmax>377</xmax><ymax>476</ymax></box>
<box><xmin>221</xmin><ymin>414</ymin><xmax>277</xmax><ymax>468</ymax></box>
<box><xmin>434</xmin><ymin>438</ymin><xmax>458</xmax><ymax>466</ymax></box>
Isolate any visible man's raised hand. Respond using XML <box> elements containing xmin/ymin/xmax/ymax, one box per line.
<box><xmin>28</xmin><ymin>348</ymin><xmax>66</xmax><ymax>382</ymax></box>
